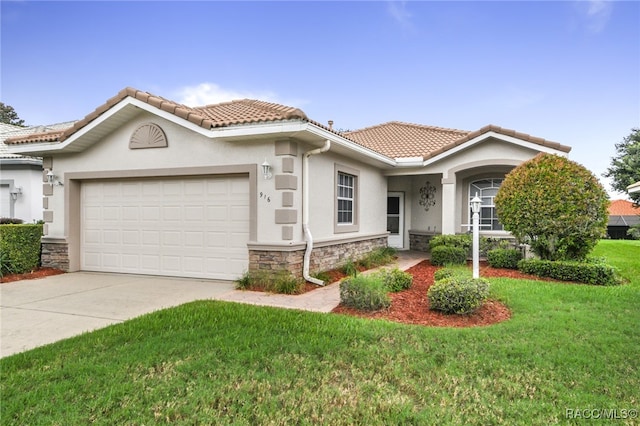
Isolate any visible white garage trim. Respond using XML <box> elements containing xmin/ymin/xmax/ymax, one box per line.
<box><xmin>65</xmin><ymin>164</ymin><xmax>258</xmax><ymax>277</ymax></box>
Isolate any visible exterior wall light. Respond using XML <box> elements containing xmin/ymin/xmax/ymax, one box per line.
<box><xmin>46</xmin><ymin>169</ymin><xmax>63</xmax><ymax>186</ymax></box>
<box><xmin>10</xmin><ymin>187</ymin><xmax>22</xmax><ymax>201</ymax></box>
<box><xmin>471</xmin><ymin>193</ymin><xmax>482</xmax><ymax>279</ymax></box>
<box><xmin>261</xmin><ymin>159</ymin><xmax>272</xmax><ymax>180</ymax></box>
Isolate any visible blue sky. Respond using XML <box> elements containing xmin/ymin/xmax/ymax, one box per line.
<box><xmin>2</xmin><ymin>1</ymin><xmax>639</xmax><ymax>197</ymax></box>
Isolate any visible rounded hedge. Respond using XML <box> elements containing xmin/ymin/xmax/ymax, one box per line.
<box><xmin>494</xmin><ymin>153</ymin><xmax>608</xmax><ymax>261</ymax></box>
<box><xmin>428</xmin><ymin>276</ymin><xmax>490</xmax><ymax>314</ymax></box>
<box><xmin>430</xmin><ymin>246</ymin><xmax>467</xmax><ymax>266</ymax></box>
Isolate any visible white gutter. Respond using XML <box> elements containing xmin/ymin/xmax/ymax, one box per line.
<box><xmin>303</xmin><ymin>139</ymin><xmax>331</xmax><ymax>285</ymax></box>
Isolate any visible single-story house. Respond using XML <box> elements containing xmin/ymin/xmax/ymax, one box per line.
<box><xmin>607</xmin><ymin>199</ymin><xmax>640</xmax><ymax>239</ymax></box>
<box><xmin>1</xmin><ymin>121</ymin><xmax>75</xmax><ymax>222</ymax></box>
<box><xmin>6</xmin><ymin>87</ymin><xmax>571</xmax><ymax>282</ymax></box>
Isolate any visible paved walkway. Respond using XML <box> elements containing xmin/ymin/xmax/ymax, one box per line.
<box><xmin>0</xmin><ymin>251</ymin><xmax>428</xmax><ymax>358</ymax></box>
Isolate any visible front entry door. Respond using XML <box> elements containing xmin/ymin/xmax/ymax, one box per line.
<box><xmin>387</xmin><ymin>192</ymin><xmax>404</xmax><ymax>249</ymax></box>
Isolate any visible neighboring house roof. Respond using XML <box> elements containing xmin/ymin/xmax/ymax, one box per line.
<box><xmin>345</xmin><ymin>122</ymin><xmax>571</xmax><ymax>160</ymax></box>
<box><xmin>4</xmin><ymin>87</ymin><xmax>571</xmax><ymax>161</ymax></box>
<box><xmin>1</xmin><ymin>121</ymin><xmax>76</xmax><ymax>160</ymax></box>
<box><xmin>607</xmin><ymin>199</ymin><xmax>640</xmax><ymax>227</ymax></box>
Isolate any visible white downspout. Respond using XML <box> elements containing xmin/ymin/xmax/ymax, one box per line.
<box><xmin>303</xmin><ymin>139</ymin><xmax>331</xmax><ymax>285</ymax></box>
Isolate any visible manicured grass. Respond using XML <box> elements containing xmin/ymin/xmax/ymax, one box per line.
<box><xmin>1</xmin><ymin>241</ymin><xmax>639</xmax><ymax>424</ymax></box>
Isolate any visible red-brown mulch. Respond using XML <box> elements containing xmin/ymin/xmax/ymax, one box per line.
<box><xmin>332</xmin><ymin>260</ymin><xmax>526</xmax><ymax>328</ymax></box>
<box><xmin>1</xmin><ymin>267</ymin><xmax>65</xmax><ymax>283</ymax></box>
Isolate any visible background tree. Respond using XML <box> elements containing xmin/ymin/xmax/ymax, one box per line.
<box><xmin>604</xmin><ymin>128</ymin><xmax>640</xmax><ymax>205</ymax></box>
<box><xmin>495</xmin><ymin>153</ymin><xmax>609</xmax><ymax>261</ymax></box>
<box><xmin>0</xmin><ymin>102</ymin><xmax>26</xmax><ymax>126</ymax></box>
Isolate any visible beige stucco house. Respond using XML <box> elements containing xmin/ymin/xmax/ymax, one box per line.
<box><xmin>7</xmin><ymin>87</ymin><xmax>571</xmax><ymax>282</ymax></box>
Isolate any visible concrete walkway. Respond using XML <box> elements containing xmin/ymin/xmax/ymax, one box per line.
<box><xmin>0</xmin><ymin>251</ymin><xmax>427</xmax><ymax>358</ymax></box>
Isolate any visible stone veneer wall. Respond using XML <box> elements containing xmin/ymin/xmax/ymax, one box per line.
<box><xmin>249</xmin><ymin>236</ymin><xmax>388</xmax><ymax>279</ymax></box>
<box><xmin>409</xmin><ymin>231</ymin><xmax>438</xmax><ymax>252</ymax></box>
<box><xmin>41</xmin><ymin>239</ymin><xmax>69</xmax><ymax>271</ymax></box>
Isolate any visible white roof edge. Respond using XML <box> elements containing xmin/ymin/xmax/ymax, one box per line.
<box><xmin>422</xmin><ymin>130</ymin><xmax>569</xmax><ymax>167</ymax></box>
<box><xmin>627</xmin><ymin>181</ymin><xmax>640</xmax><ymax>193</ymax></box>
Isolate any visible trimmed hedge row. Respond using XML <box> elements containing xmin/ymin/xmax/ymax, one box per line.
<box><xmin>517</xmin><ymin>258</ymin><xmax>620</xmax><ymax>286</ymax></box>
<box><xmin>0</xmin><ymin>224</ymin><xmax>43</xmax><ymax>275</ymax></box>
<box><xmin>487</xmin><ymin>248</ymin><xmax>522</xmax><ymax>269</ymax></box>
<box><xmin>430</xmin><ymin>246</ymin><xmax>467</xmax><ymax>266</ymax></box>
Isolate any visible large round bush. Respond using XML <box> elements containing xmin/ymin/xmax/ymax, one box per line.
<box><xmin>494</xmin><ymin>154</ymin><xmax>608</xmax><ymax>261</ymax></box>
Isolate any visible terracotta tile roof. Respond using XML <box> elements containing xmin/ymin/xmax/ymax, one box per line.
<box><xmin>5</xmin><ymin>87</ymin><xmax>314</xmax><ymax>145</ymax></box>
<box><xmin>345</xmin><ymin>122</ymin><xmax>571</xmax><ymax>160</ymax></box>
<box><xmin>345</xmin><ymin>121</ymin><xmax>470</xmax><ymax>159</ymax></box>
<box><xmin>608</xmin><ymin>199</ymin><xmax>640</xmax><ymax>216</ymax></box>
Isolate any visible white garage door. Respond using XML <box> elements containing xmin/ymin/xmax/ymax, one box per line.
<box><xmin>81</xmin><ymin>176</ymin><xmax>250</xmax><ymax>280</ymax></box>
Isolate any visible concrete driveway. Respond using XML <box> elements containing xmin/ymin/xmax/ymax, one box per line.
<box><xmin>0</xmin><ymin>272</ymin><xmax>236</xmax><ymax>358</ymax></box>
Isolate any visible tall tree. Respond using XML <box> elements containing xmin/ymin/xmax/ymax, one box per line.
<box><xmin>0</xmin><ymin>102</ymin><xmax>26</xmax><ymax>126</ymax></box>
<box><xmin>604</xmin><ymin>128</ymin><xmax>640</xmax><ymax>204</ymax></box>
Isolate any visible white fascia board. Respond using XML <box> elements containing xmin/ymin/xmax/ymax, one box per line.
<box><xmin>628</xmin><ymin>181</ymin><xmax>640</xmax><ymax>194</ymax></box>
<box><xmin>395</xmin><ymin>157</ymin><xmax>424</xmax><ymax>167</ymax></box>
<box><xmin>422</xmin><ymin>131</ymin><xmax>568</xmax><ymax>167</ymax></box>
<box><xmin>208</xmin><ymin>121</ymin><xmax>309</xmax><ymax>139</ymax></box>
<box><xmin>305</xmin><ymin>123</ymin><xmax>397</xmax><ymax>166</ymax></box>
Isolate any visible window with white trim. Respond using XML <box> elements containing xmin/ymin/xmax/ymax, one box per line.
<box><xmin>337</xmin><ymin>172</ymin><xmax>355</xmax><ymax>224</ymax></box>
<box><xmin>334</xmin><ymin>165</ymin><xmax>359</xmax><ymax>233</ymax></box>
<box><xmin>469</xmin><ymin>178</ymin><xmax>504</xmax><ymax>231</ymax></box>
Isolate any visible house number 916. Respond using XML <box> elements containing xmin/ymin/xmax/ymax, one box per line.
<box><xmin>259</xmin><ymin>192</ymin><xmax>271</xmax><ymax>203</ymax></box>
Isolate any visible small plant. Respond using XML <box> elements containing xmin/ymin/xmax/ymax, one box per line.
<box><xmin>340</xmin><ymin>275</ymin><xmax>391</xmax><ymax>311</ymax></box>
<box><xmin>0</xmin><ymin>218</ymin><xmax>24</xmax><ymax>225</ymax></box>
<box><xmin>311</xmin><ymin>271</ymin><xmax>332</xmax><ymax>283</ymax></box>
<box><xmin>487</xmin><ymin>248</ymin><xmax>522</xmax><ymax>269</ymax></box>
<box><xmin>0</xmin><ymin>251</ymin><xmax>16</xmax><ymax>278</ymax></box>
<box><xmin>428</xmin><ymin>276</ymin><xmax>490</xmax><ymax>314</ymax></box>
<box><xmin>375</xmin><ymin>268</ymin><xmax>413</xmax><ymax>292</ymax></box>
<box><xmin>234</xmin><ymin>270</ymin><xmax>304</xmax><ymax>294</ymax></box>
<box><xmin>342</xmin><ymin>259</ymin><xmax>359</xmax><ymax>277</ymax></box>
<box><xmin>430</xmin><ymin>246</ymin><xmax>467</xmax><ymax>266</ymax></box>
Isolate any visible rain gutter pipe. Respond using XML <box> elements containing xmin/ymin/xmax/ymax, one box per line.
<box><xmin>303</xmin><ymin>139</ymin><xmax>331</xmax><ymax>286</ymax></box>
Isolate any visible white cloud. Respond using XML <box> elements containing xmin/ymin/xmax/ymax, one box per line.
<box><xmin>575</xmin><ymin>0</ymin><xmax>613</xmax><ymax>33</ymax></box>
<box><xmin>175</xmin><ymin>83</ymin><xmax>280</xmax><ymax>107</ymax></box>
<box><xmin>387</xmin><ymin>1</ymin><xmax>414</xmax><ymax>31</ymax></box>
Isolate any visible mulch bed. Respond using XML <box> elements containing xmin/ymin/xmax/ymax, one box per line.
<box><xmin>1</xmin><ymin>267</ymin><xmax>65</xmax><ymax>283</ymax></box>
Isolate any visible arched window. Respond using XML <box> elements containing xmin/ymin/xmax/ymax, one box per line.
<box><xmin>469</xmin><ymin>178</ymin><xmax>504</xmax><ymax>231</ymax></box>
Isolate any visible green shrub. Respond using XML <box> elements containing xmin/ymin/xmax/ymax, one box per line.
<box><xmin>487</xmin><ymin>248</ymin><xmax>522</xmax><ymax>269</ymax></box>
<box><xmin>234</xmin><ymin>270</ymin><xmax>304</xmax><ymax>294</ymax></box>
<box><xmin>342</xmin><ymin>260</ymin><xmax>359</xmax><ymax>277</ymax></box>
<box><xmin>430</xmin><ymin>246</ymin><xmax>467</xmax><ymax>266</ymax></box>
<box><xmin>375</xmin><ymin>268</ymin><xmax>413</xmax><ymax>292</ymax></box>
<box><xmin>340</xmin><ymin>275</ymin><xmax>391</xmax><ymax>311</ymax></box>
<box><xmin>429</xmin><ymin>234</ymin><xmax>472</xmax><ymax>251</ymax></box>
<box><xmin>357</xmin><ymin>247</ymin><xmax>397</xmax><ymax>269</ymax></box>
<box><xmin>0</xmin><ymin>224</ymin><xmax>43</xmax><ymax>274</ymax></box>
<box><xmin>428</xmin><ymin>276</ymin><xmax>490</xmax><ymax>314</ymax></box>
<box><xmin>0</xmin><ymin>251</ymin><xmax>17</xmax><ymax>278</ymax></box>
<box><xmin>517</xmin><ymin>258</ymin><xmax>620</xmax><ymax>286</ymax></box>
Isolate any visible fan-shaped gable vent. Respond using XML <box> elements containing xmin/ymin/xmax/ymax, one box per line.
<box><xmin>129</xmin><ymin>123</ymin><xmax>168</xmax><ymax>149</ymax></box>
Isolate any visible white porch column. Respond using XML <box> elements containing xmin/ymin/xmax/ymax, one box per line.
<box><xmin>441</xmin><ymin>176</ymin><xmax>456</xmax><ymax>234</ymax></box>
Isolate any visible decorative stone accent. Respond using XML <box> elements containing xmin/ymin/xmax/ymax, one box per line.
<box><xmin>275</xmin><ymin>174</ymin><xmax>297</xmax><ymax>190</ymax></box>
<box><xmin>409</xmin><ymin>231</ymin><xmax>438</xmax><ymax>252</ymax></box>
<box><xmin>248</xmin><ymin>236</ymin><xmax>388</xmax><ymax>279</ymax></box>
<box><xmin>275</xmin><ymin>139</ymin><xmax>298</xmax><ymax>156</ymax></box>
<box><xmin>129</xmin><ymin>123</ymin><xmax>168</xmax><ymax>149</ymax></box>
<box><xmin>282</xmin><ymin>226</ymin><xmax>293</xmax><ymax>240</ymax></box>
<box><xmin>43</xmin><ymin>211</ymin><xmax>54</xmax><ymax>223</ymax></box>
<box><xmin>43</xmin><ymin>183</ymin><xmax>53</xmax><ymax>196</ymax></box>
<box><xmin>275</xmin><ymin>209</ymin><xmax>297</xmax><ymax>224</ymax></box>
<box><xmin>41</xmin><ymin>239</ymin><xmax>69</xmax><ymax>271</ymax></box>
<box><xmin>282</xmin><ymin>192</ymin><xmax>294</xmax><ymax>207</ymax></box>
<box><xmin>43</xmin><ymin>197</ymin><xmax>48</xmax><ymax>209</ymax></box>
<box><xmin>282</xmin><ymin>157</ymin><xmax>294</xmax><ymax>173</ymax></box>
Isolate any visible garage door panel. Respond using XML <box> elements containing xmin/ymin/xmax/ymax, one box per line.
<box><xmin>81</xmin><ymin>176</ymin><xmax>249</xmax><ymax>280</ymax></box>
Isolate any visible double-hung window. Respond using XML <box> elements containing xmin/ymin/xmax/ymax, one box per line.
<box><xmin>335</xmin><ymin>165</ymin><xmax>359</xmax><ymax>233</ymax></box>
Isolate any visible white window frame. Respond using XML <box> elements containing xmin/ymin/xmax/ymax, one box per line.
<box><xmin>469</xmin><ymin>178</ymin><xmax>504</xmax><ymax>231</ymax></box>
<box><xmin>334</xmin><ymin>164</ymin><xmax>359</xmax><ymax>233</ymax></box>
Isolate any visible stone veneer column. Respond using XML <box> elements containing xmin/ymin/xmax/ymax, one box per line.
<box><xmin>274</xmin><ymin>139</ymin><xmax>298</xmax><ymax>241</ymax></box>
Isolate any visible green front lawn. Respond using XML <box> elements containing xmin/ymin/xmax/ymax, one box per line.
<box><xmin>1</xmin><ymin>241</ymin><xmax>639</xmax><ymax>425</ymax></box>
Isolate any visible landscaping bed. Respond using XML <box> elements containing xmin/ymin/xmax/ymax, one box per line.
<box><xmin>1</xmin><ymin>267</ymin><xmax>64</xmax><ymax>283</ymax></box>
